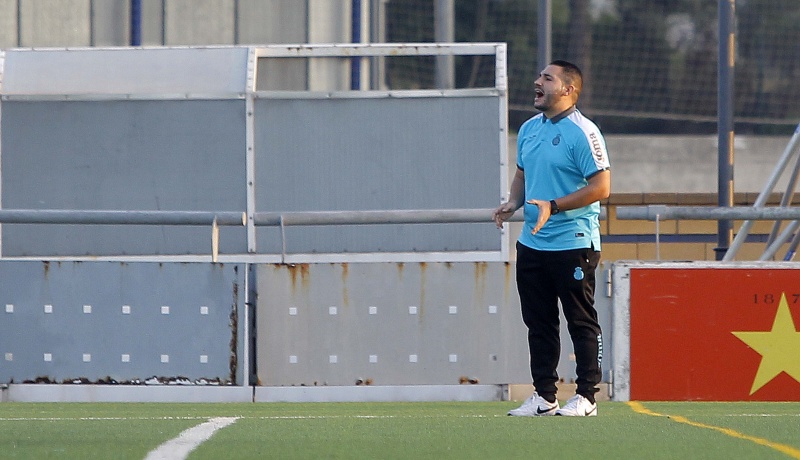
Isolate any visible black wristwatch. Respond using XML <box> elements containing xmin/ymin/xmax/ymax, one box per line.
<box><xmin>549</xmin><ymin>199</ymin><xmax>560</xmax><ymax>215</ymax></box>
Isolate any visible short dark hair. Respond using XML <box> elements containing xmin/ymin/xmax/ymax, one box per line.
<box><xmin>550</xmin><ymin>60</ymin><xmax>583</xmax><ymax>96</ymax></box>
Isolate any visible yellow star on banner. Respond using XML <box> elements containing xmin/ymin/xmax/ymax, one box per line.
<box><xmin>732</xmin><ymin>293</ymin><xmax>800</xmax><ymax>395</ymax></box>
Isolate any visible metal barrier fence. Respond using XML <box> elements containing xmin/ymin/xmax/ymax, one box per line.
<box><xmin>0</xmin><ymin>208</ymin><xmax>523</xmax><ymax>262</ymax></box>
<box><xmin>0</xmin><ymin>44</ymin><xmax>618</xmax><ymax>400</ymax></box>
<box><xmin>0</xmin><ymin>208</ymin><xmax>614</xmax><ymax>395</ymax></box>
<box><xmin>0</xmin><ymin>207</ymin><xmax>613</xmax><ymax>262</ymax></box>
<box><xmin>617</xmin><ymin>206</ymin><xmax>800</xmax><ymax>261</ymax></box>
<box><xmin>0</xmin><ymin>44</ymin><xmax>510</xmax><ymax>261</ymax></box>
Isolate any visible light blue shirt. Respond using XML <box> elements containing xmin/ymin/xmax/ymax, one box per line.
<box><xmin>516</xmin><ymin>107</ymin><xmax>610</xmax><ymax>251</ymax></box>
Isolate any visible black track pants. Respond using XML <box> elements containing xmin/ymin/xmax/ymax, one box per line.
<box><xmin>515</xmin><ymin>241</ymin><xmax>603</xmax><ymax>399</ymax></box>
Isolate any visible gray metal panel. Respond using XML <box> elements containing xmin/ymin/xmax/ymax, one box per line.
<box><xmin>1</xmin><ymin>47</ymin><xmax>248</xmax><ymax>95</ymax></box>
<box><xmin>0</xmin><ymin>261</ymin><xmax>245</xmax><ymax>384</ymax></box>
<box><xmin>7</xmin><ymin>385</ymin><xmax>255</xmax><ymax>402</ymax></box>
<box><xmin>255</xmin><ymin>385</ymin><xmax>503</xmax><ymax>403</ymax></box>
<box><xmin>0</xmin><ymin>0</ymin><xmax>17</xmax><ymax>48</ymax></box>
<box><xmin>164</xmin><ymin>0</ymin><xmax>235</xmax><ymax>46</ymax></box>
<box><xmin>254</xmin><ymin>96</ymin><xmax>503</xmax><ymax>254</ymax></box>
<box><xmin>256</xmin><ymin>262</ymin><xmax>526</xmax><ymax>386</ymax></box>
<box><xmin>255</xmin><ymin>262</ymin><xmax>612</xmax><ymax>386</ymax></box>
<box><xmin>1</xmin><ymin>99</ymin><xmax>247</xmax><ymax>256</ymax></box>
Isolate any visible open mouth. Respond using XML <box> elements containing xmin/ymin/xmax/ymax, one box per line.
<box><xmin>534</xmin><ymin>88</ymin><xmax>544</xmax><ymax>99</ymax></box>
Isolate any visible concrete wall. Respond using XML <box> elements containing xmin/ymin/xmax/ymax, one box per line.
<box><xmin>606</xmin><ymin>135</ymin><xmax>794</xmax><ymax>194</ymax></box>
<box><xmin>510</xmin><ymin>134</ymin><xmax>794</xmax><ymax>195</ymax></box>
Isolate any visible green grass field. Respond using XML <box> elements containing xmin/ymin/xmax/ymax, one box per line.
<box><xmin>1</xmin><ymin>401</ymin><xmax>799</xmax><ymax>459</ymax></box>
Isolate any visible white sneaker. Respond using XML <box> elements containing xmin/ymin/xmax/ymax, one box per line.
<box><xmin>555</xmin><ymin>394</ymin><xmax>597</xmax><ymax>416</ymax></box>
<box><xmin>507</xmin><ymin>392</ymin><xmax>559</xmax><ymax>416</ymax></box>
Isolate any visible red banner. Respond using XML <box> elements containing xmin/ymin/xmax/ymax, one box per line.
<box><xmin>629</xmin><ymin>268</ymin><xmax>800</xmax><ymax>401</ymax></box>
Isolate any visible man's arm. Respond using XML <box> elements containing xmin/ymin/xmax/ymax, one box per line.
<box><xmin>492</xmin><ymin>167</ymin><xmax>525</xmax><ymax>229</ymax></box>
<box><xmin>527</xmin><ymin>169</ymin><xmax>610</xmax><ymax>235</ymax></box>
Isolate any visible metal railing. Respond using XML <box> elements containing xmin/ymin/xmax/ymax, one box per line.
<box><xmin>0</xmin><ymin>207</ymin><xmax>611</xmax><ymax>262</ymax></box>
<box><xmin>616</xmin><ymin>206</ymin><xmax>800</xmax><ymax>261</ymax></box>
<box><xmin>618</xmin><ymin>123</ymin><xmax>800</xmax><ymax>262</ymax></box>
<box><xmin>0</xmin><ymin>208</ymin><xmax>523</xmax><ymax>262</ymax></box>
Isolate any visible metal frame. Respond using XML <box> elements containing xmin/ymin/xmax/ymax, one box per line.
<box><xmin>0</xmin><ymin>208</ymin><xmax>523</xmax><ymax>264</ymax></box>
<box><xmin>617</xmin><ymin>206</ymin><xmax>800</xmax><ymax>221</ymax></box>
<box><xmin>0</xmin><ymin>50</ymin><xmax>4</xmax><ymax>255</ymax></box>
<box><xmin>0</xmin><ymin>205</ymin><xmax>609</xmax><ymax>264</ymax></box>
<box><xmin>249</xmin><ymin>42</ymin><xmax>510</xmax><ymax>263</ymax></box>
<box><xmin>617</xmin><ymin>205</ymin><xmax>800</xmax><ymax>262</ymax></box>
<box><xmin>725</xmin><ymin>124</ymin><xmax>800</xmax><ymax>261</ymax></box>
<box><xmin>0</xmin><ymin>44</ymin><xmax>510</xmax><ymax>263</ymax></box>
<box><xmin>617</xmin><ymin>123</ymin><xmax>800</xmax><ymax>262</ymax></box>
<box><xmin>245</xmin><ymin>46</ymin><xmax>258</xmax><ymax>253</ymax></box>
<box><xmin>0</xmin><ymin>50</ymin><xmax>5</xmax><ymax>90</ymax></box>
<box><xmin>253</xmin><ymin>42</ymin><xmax>504</xmax><ymax>59</ymax></box>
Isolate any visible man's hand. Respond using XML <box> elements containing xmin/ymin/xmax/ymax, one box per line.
<box><xmin>526</xmin><ymin>198</ymin><xmax>551</xmax><ymax>234</ymax></box>
<box><xmin>492</xmin><ymin>202</ymin><xmax>517</xmax><ymax>229</ymax></box>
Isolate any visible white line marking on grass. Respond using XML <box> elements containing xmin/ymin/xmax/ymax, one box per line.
<box><xmin>253</xmin><ymin>414</ymin><xmax>500</xmax><ymax>420</ymax></box>
<box><xmin>0</xmin><ymin>414</ymin><xmax>502</xmax><ymax>422</ymax></box>
<box><xmin>145</xmin><ymin>417</ymin><xmax>238</xmax><ymax>460</ymax></box>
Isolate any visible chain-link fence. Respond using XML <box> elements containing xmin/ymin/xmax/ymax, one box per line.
<box><xmin>385</xmin><ymin>0</ymin><xmax>800</xmax><ymax>134</ymax></box>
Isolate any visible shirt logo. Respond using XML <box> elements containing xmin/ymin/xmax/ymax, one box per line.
<box><xmin>552</xmin><ymin>135</ymin><xmax>561</xmax><ymax>146</ymax></box>
<box><xmin>589</xmin><ymin>132</ymin><xmax>607</xmax><ymax>165</ymax></box>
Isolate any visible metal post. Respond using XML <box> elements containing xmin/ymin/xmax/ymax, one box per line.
<box><xmin>716</xmin><ymin>0</ymin><xmax>735</xmax><ymax>260</ymax></box>
<box><xmin>617</xmin><ymin>206</ymin><xmax>800</xmax><ymax>221</ymax></box>
<box><xmin>351</xmin><ymin>0</ymin><xmax>362</xmax><ymax>90</ymax></box>
<box><xmin>0</xmin><ymin>209</ymin><xmax>247</xmax><ymax>226</ymax></box>
<box><xmin>211</xmin><ymin>217</ymin><xmax>219</xmax><ymax>263</ymax></box>
<box><xmin>760</xmin><ymin>221</ymin><xmax>800</xmax><ymax>261</ymax></box>
<box><xmin>765</xmin><ymin>151</ymin><xmax>800</xmax><ymax>249</ymax></box>
<box><xmin>783</xmin><ymin>228</ymin><xmax>800</xmax><ymax>261</ymax></box>
<box><xmin>434</xmin><ymin>0</ymin><xmax>455</xmax><ymax>89</ymax></box>
<box><xmin>369</xmin><ymin>0</ymin><xmax>387</xmax><ymax>90</ymax></box>
<box><xmin>130</xmin><ymin>0</ymin><xmax>142</xmax><ymax>46</ymax></box>
<box><xmin>538</xmin><ymin>0</ymin><xmax>552</xmax><ymax>73</ymax></box>
<box><xmin>655</xmin><ymin>214</ymin><xmax>661</xmax><ymax>261</ymax></box>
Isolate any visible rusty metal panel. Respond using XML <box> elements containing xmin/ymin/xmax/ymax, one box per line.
<box><xmin>255</xmin><ymin>262</ymin><xmax>613</xmax><ymax>386</ymax></box>
<box><xmin>0</xmin><ymin>261</ymin><xmax>245</xmax><ymax>385</ymax></box>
